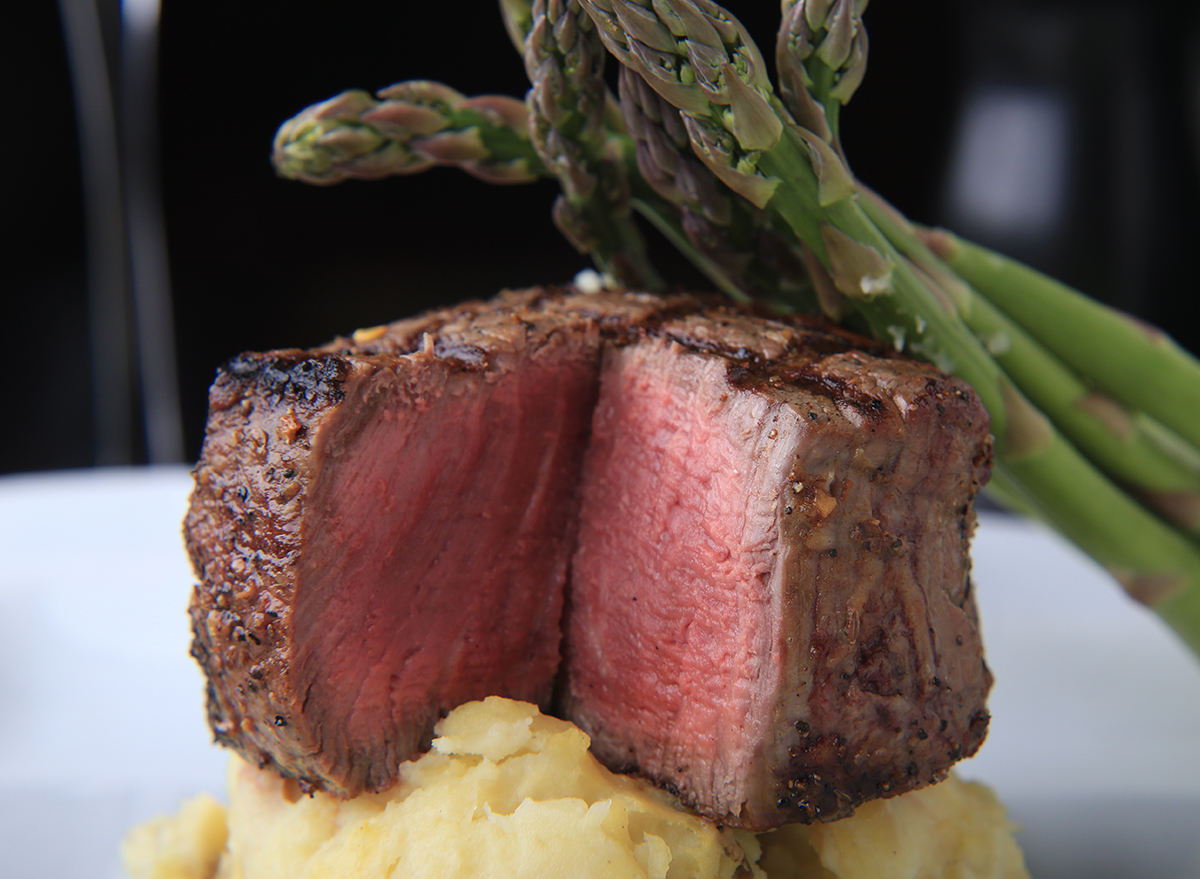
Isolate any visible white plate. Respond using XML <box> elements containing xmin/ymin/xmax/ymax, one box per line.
<box><xmin>964</xmin><ymin>511</ymin><xmax>1200</xmax><ymax>878</ymax></box>
<box><xmin>0</xmin><ymin>467</ymin><xmax>1197</xmax><ymax>878</ymax></box>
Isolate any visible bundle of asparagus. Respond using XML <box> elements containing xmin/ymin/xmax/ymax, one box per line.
<box><xmin>272</xmin><ymin>0</ymin><xmax>1200</xmax><ymax>657</ymax></box>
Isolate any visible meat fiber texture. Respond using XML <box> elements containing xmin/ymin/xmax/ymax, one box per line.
<box><xmin>563</xmin><ymin>310</ymin><xmax>994</xmax><ymax>829</ymax></box>
<box><xmin>186</xmin><ymin>290</ymin><xmax>614</xmax><ymax>795</ymax></box>
<box><xmin>185</xmin><ymin>286</ymin><xmax>993</xmax><ymax>829</ymax></box>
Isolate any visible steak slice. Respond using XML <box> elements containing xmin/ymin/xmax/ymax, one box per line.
<box><xmin>186</xmin><ymin>290</ymin><xmax>616</xmax><ymax>796</ymax></box>
<box><xmin>562</xmin><ymin>308</ymin><xmax>994</xmax><ymax>830</ymax></box>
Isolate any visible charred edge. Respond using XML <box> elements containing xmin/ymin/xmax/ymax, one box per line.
<box><xmin>662</xmin><ymin>331</ymin><xmax>760</xmax><ymax>363</ymax></box>
<box><xmin>222</xmin><ymin>352</ymin><xmax>349</xmax><ymax>406</ymax></box>
<box><xmin>656</xmin><ymin>314</ymin><xmax>867</xmax><ymax>367</ymax></box>
<box><xmin>769</xmin><ymin>362</ymin><xmax>892</xmax><ymax>417</ymax></box>
<box><xmin>782</xmin><ymin>311</ymin><xmax>897</xmax><ymax>358</ymax></box>
<box><xmin>191</xmin><ymin>624</ymin><xmax>238</xmax><ymax>743</ymax></box>
<box><xmin>966</xmin><ymin>708</ymin><xmax>991</xmax><ymax>754</ymax></box>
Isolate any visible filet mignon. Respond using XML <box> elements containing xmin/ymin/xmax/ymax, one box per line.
<box><xmin>561</xmin><ymin>308</ymin><xmax>993</xmax><ymax>830</ymax></box>
<box><xmin>187</xmin><ymin>290</ymin><xmax>612</xmax><ymax>795</ymax></box>
<box><xmin>184</xmin><ymin>286</ymin><xmax>993</xmax><ymax>825</ymax></box>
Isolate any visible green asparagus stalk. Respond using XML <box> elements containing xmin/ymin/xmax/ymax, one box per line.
<box><xmin>776</xmin><ymin>0</ymin><xmax>869</xmax><ymax>154</ymax></box>
<box><xmin>923</xmin><ymin>227</ymin><xmax>1200</xmax><ymax>456</ymax></box>
<box><xmin>272</xmin><ymin>2</ymin><xmax>812</xmax><ymax>301</ymax></box>
<box><xmin>520</xmin><ymin>0</ymin><xmax>664</xmax><ymax>288</ymax></box>
<box><xmin>272</xmin><ymin>83</ymin><xmax>542</xmax><ymax>185</ymax></box>
<box><xmin>772</xmin><ymin>0</ymin><xmax>1195</xmax><ymax>521</ymax></box>
<box><xmin>619</xmin><ymin>64</ymin><xmax>815</xmax><ymax>304</ymax></box>
<box><xmin>575</xmin><ymin>0</ymin><xmax>1001</xmax><ymax>398</ymax></box>
<box><xmin>504</xmin><ymin>0</ymin><xmax>781</xmax><ymax>297</ymax></box>
<box><xmin>504</xmin><ymin>0</ymin><xmax>819</xmax><ymax>303</ymax></box>
<box><xmin>856</xmin><ymin>191</ymin><xmax>1200</xmax><ymax>535</ymax></box>
<box><xmin>774</xmin><ymin>0</ymin><xmax>1200</xmax><ymax>531</ymax></box>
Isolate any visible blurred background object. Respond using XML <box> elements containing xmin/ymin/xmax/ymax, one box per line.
<box><xmin>9</xmin><ymin>0</ymin><xmax>1200</xmax><ymax>474</ymax></box>
<box><xmin>16</xmin><ymin>0</ymin><xmax>182</xmax><ymax>472</ymax></box>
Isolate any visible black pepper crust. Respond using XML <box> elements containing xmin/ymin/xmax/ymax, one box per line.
<box><xmin>187</xmin><ymin>348</ymin><xmax>357</xmax><ymax>782</ymax></box>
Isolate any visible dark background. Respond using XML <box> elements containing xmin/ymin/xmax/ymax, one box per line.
<box><xmin>10</xmin><ymin>0</ymin><xmax>1200</xmax><ymax>474</ymax></box>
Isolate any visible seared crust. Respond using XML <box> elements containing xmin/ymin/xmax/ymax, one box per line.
<box><xmin>764</xmin><ymin>348</ymin><xmax>993</xmax><ymax>826</ymax></box>
<box><xmin>187</xmin><ymin>350</ymin><xmax>344</xmax><ymax>778</ymax></box>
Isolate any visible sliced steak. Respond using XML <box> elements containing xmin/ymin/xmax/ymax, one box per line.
<box><xmin>185</xmin><ymin>286</ymin><xmax>993</xmax><ymax>823</ymax></box>
<box><xmin>561</xmin><ymin>309</ymin><xmax>993</xmax><ymax>830</ymax></box>
<box><xmin>186</xmin><ymin>289</ymin><xmax>617</xmax><ymax>796</ymax></box>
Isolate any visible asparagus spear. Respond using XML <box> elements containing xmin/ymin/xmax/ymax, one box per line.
<box><xmin>923</xmin><ymin>227</ymin><xmax>1200</xmax><ymax>456</ymax></box>
<box><xmin>498</xmin><ymin>0</ymin><xmax>769</xmax><ymax>297</ymax></box>
<box><xmin>519</xmin><ymin>0</ymin><xmax>665</xmax><ymax>288</ymax></box>
<box><xmin>271</xmin><ymin>1</ymin><xmax>817</xmax><ymax>304</ymax></box>
<box><xmin>776</xmin><ymin>0</ymin><xmax>869</xmax><ymax>155</ymax></box>
<box><xmin>272</xmin><ymin>83</ymin><xmax>542</xmax><ymax>185</ymax></box>
<box><xmin>857</xmin><ymin>190</ymin><xmax>1200</xmax><ymax>535</ymax></box>
<box><xmin>619</xmin><ymin>64</ymin><xmax>816</xmax><ymax>304</ymax></box>
<box><xmin>773</xmin><ymin>0</ymin><xmax>1200</xmax><ymax>527</ymax></box>
<box><xmin>576</xmin><ymin>0</ymin><xmax>999</xmax><ymax>396</ymax></box>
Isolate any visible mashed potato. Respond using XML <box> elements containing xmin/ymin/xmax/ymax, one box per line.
<box><xmin>123</xmin><ymin>698</ymin><xmax>1029</xmax><ymax>879</ymax></box>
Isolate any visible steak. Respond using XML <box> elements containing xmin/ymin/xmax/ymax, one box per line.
<box><xmin>185</xmin><ymin>286</ymin><xmax>993</xmax><ymax>823</ymax></box>
<box><xmin>561</xmin><ymin>309</ymin><xmax>993</xmax><ymax>830</ymax></box>
<box><xmin>187</xmin><ymin>290</ymin><xmax>619</xmax><ymax>796</ymax></box>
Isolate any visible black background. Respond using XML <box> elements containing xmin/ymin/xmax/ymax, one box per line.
<box><xmin>10</xmin><ymin>1</ymin><xmax>1200</xmax><ymax>473</ymax></box>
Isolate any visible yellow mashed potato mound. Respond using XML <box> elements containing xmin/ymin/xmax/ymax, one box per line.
<box><xmin>123</xmin><ymin>697</ymin><xmax>1029</xmax><ymax>879</ymax></box>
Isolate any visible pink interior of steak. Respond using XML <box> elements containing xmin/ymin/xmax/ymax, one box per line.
<box><xmin>565</xmin><ymin>338</ymin><xmax>794</xmax><ymax>816</ymax></box>
<box><xmin>289</xmin><ymin>341</ymin><xmax>597</xmax><ymax>791</ymax></box>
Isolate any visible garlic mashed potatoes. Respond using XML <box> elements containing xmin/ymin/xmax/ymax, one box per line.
<box><xmin>123</xmin><ymin>697</ymin><xmax>1028</xmax><ymax>879</ymax></box>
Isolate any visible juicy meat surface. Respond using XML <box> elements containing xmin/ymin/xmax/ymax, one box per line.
<box><xmin>186</xmin><ymin>291</ymin><xmax>607</xmax><ymax>796</ymax></box>
<box><xmin>185</xmin><ymin>286</ymin><xmax>993</xmax><ymax>823</ymax></box>
<box><xmin>562</xmin><ymin>312</ymin><xmax>993</xmax><ymax>830</ymax></box>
